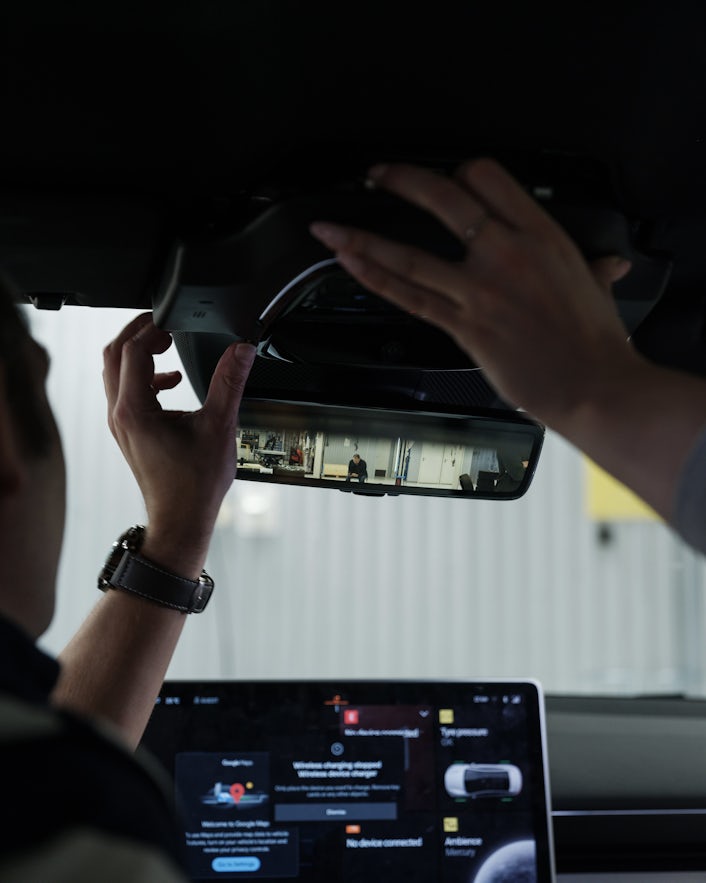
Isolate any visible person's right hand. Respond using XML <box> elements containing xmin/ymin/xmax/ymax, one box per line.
<box><xmin>102</xmin><ymin>314</ymin><xmax>255</xmax><ymax>576</ymax></box>
<box><xmin>310</xmin><ymin>159</ymin><xmax>637</xmax><ymax>429</ymax></box>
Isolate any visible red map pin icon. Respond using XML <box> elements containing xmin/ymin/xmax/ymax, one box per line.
<box><xmin>230</xmin><ymin>783</ymin><xmax>245</xmax><ymax>804</ymax></box>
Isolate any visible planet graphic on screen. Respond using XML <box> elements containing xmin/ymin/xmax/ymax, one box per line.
<box><xmin>473</xmin><ymin>838</ymin><xmax>536</xmax><ymax>883</ymax></box>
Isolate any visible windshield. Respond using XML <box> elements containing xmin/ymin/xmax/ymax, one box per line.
<box><xmin>30</xmin><ymin>306</ymin><xmax>706</xmax><ymax>699</ymax></box>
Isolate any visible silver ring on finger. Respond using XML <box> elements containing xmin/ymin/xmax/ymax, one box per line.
<box><xmin>464</xmin><ymin>212</ymin><xmax>489</xmax><ymax>241</ymax></box>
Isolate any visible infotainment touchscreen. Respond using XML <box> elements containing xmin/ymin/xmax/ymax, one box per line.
<box><xmin>140</xmin><ymin>679</ymin><xmax>555</xmax><ymax>882</ymax></box>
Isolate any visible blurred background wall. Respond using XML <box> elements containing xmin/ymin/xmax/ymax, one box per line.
<box><xmin>29</xmin><ymin>307</ymin><xmax>706</xmax><ymax>697</ymax></box>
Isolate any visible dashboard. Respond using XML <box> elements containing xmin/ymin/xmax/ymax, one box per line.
<box><xmin>548</xmin><ymin>695</ymin><xmax>706</xmax><ymax>879</ymax></box>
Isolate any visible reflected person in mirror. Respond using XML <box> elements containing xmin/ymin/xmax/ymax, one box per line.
<box><xmin>0</xmin><ymin>279</ymin><xmax>255</xmax><ymax>881</ymax></box>
<box><xmin>347</xmin><ymin>452</ymin><xmax>368</xmax><ymax>483</ymax></box>
<box><xmin>311</xmin><ymin>158</ymin><xmax>706</xmax><ymax>555</ymax></box>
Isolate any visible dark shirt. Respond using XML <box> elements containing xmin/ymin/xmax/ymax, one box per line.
<box><xmin>348</xmin><ymin>458</ymin><xmax>368</xmax><ymax>478</ymax></box>
<box><xmin>0</xmin><ymin>615</ymin><xmax>188</xmax><ymax>880</ymax></box>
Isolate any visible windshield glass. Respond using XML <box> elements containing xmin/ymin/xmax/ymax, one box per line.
<box><xmin>30</xmin><ymin>306</ymin><xmax>706</xmax><ymax>698</ymax></box>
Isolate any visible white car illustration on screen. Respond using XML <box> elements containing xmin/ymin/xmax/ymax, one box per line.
<box><xmin>444</xmin><ymin>763</ymin><xmax>523</xmax><ymax>799</ymax></box>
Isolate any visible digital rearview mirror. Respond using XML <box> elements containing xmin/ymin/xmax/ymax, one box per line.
<box><xmin>235</xmin><ymin>400</ymin><xmax>544</xmax><ymax>499</ymax></box>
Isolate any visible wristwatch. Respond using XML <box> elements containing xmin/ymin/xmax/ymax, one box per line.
<box><xmin>97</xmin><ymin>525</ymin><xmax>214</xmax><ymax>613</ymax></box>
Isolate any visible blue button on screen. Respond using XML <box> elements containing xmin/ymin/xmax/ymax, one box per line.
<box><xmin>212</xmin><ymin>856</ymin><xmax>262</xmax><ymax>873</ymax></box>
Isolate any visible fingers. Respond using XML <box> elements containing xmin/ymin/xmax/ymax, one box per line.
<box><xmin>151</xmin><ymin>371</ymin><xmax>182</xmax><ymax>393</ymax></box>
<box><xmin>310</xmin><ymin>221</ymin><xmax>465</xmax><ymax>299</ymax></box>
<box><xmin>453</xmin><ymin>158</ymin><xmax>557</xmax><ymax>232</ymax></box>
<box><xmin>589</xmin><ymin>256</ymin><xmax>632</xmax><ymax>294</ymax></box>
<box><xmin>104</xmin><ymin>315</ymin><xmax>255</xmax><ymax>442</ymax></box>
<box><xmin>202</xmin><ymin>342</ymin><xmax>256</xmax><ymax>428</ymax></box>
<box><xmin>335</xmin><ymin>251</ymin><xmax>462</xmax><ymax>331</ymax></box>
<box><xmin>116</xmin><ymin>323</ymin><xmax>174</xmax><ymax>417</ymax></box>
<box><xmin>365</xmin><ymin>162</ymin><xmax>493</xmax><ymax>244</ymax></box>
<box><xmin>102</xmin><ymin>312</ymin><xmax>153</xmax><ymax>406</ymax></box>
<box><xmin>104</xmin><ymin>317</ymin><xmax>175</xmax><ymax>434</ymax></box>
<box><xmin>365</xmin><ymin>158</ymin><xmax>556</xmax><ymax>238</ymax></box>
<box><xmin>310</xmin><ymin>159</ymin><xmax>569</xmax><ymax>314</ymax></box>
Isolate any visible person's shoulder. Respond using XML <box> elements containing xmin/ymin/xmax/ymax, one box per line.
<box><xmin>0</xmin><ymin>829</ymin><xmax>189</xmax><ymax>882</ymax></box>
<box><xmin>0</xmin><ymin>691</ymin><xmax>169</xmax><ymax>798</ymax></box>
<box><xmin>0</xmin><ymin>692</ymin><xmax>188</xmax><ymax>879</ymax></box>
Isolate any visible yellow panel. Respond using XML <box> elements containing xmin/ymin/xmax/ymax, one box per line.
<box><xmin>585</xmin><ymin>458</ymin><xmax>660</xmax><ymax>521</ymax></box>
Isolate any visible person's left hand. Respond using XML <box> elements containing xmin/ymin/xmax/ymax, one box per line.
<box><xmin>309</xmin><ymin>159</ymin><xmax>634</xmax><ymax>429</ymax></box>
<box><xmin>102</xmin><ymin>313</ymin><xmax>255</xmax><ymax>574</ymax></box>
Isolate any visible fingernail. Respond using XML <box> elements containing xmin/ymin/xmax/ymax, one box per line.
<box><xmin>232</xmin><ymin>342</ymin><xmax>256</xmax><ymax>367</ymax></box>
<box><xmin>309</xmin><ymin>221</ymin><xmax>349</xmax><ymax>249</ymax></box>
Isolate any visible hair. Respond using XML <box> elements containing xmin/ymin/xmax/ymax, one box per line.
<box><xmin>0</xmin><ymin>273</ymin><xmax>54</xmax><ymax>456</ymax></box>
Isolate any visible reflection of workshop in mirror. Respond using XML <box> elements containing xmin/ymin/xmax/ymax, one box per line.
<box><xmin>235</xmin><ymin>425</ymin><xmax>534</xmax><ymax>496</ymax></box>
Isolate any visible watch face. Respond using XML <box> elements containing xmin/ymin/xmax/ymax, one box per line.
<box><xmin>97</xmin><ymin>526</ymin><xmax>145</xmax><ymax>591</ymax></box>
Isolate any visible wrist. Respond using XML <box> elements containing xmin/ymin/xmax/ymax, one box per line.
<box><xmin>553</xmin><ymin>351</ymin><xmax>706</xmax><ymax>521</ymax></box>
<box><xmin>546</xmin><ymin>341</ymin><xmax>647</xmax><ymax>441</ymax></box>
<box><xmin>139</xmin><ymin>534</ymin><xmax>209</xmax><ymax>583</ymax></box>
<box><xmin>139</xmin><ymin>519</ymin><xmax>217</xmax><ymax>582</ymax></box>
<box><xmin>98</xmin><ymin>525</ymin><xmax>215</xmax><ymax>614</ymax></box>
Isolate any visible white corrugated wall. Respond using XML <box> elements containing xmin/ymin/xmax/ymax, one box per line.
<box><xmin>29</xmin><ymin>307</ymin><xmax>706</xmax><ymax>697</ymax></box>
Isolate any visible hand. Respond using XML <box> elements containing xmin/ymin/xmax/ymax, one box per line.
<box><xmin>310</xmin><ymin>159</ymin><xmax>636</xmax><ymax>428</ymax></box>
<box><xmin>102</xmin><ymin>314</ymin><xmax>255</xmax><ymax>574</ymax></box>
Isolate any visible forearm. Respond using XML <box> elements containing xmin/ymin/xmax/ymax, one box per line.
<box><xmin>53</xmin><ymin>590</ymin><xmax>187</xmax><ymax>749</ymax></box>
<box><xmin>53</xmin><ymin>528</ymin><xmax>210</xmax><ymax>750</ymax></box>
<box><xmin>549</xmin><ymin>351</ymin><xmax>706</xmax><ymax>524</ymax></box>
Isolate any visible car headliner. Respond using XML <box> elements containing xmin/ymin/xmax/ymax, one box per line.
<box><xmin>1</xmin><ymin>4</ymin><xmax>705</xmax><ymax>376</ymax></box>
